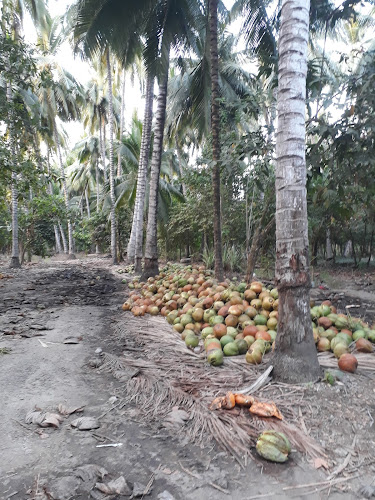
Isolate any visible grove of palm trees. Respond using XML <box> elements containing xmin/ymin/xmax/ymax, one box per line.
<box><xmin>1</xmin><ymin>0</ymin><xmax>375</xmax><ymax>498</ymax></box>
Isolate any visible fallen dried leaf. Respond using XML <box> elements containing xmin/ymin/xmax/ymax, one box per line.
<box><xmin>74</xmin><ymin>464</ymin><xmax>108</xmax><ymax>484</ymax></box>
<box><xmin>25</xmin><ymin>410</ymin><xmax>63</xmax><ymax>428</ymax></box>
<box><xmin>42</xmin><ymin>414</ymin><xmax>63</xmax><ymax>428</ymax></box>
<box><xmin>95</xmin><ymin>476</ymin><xmax>132</xmax><ymax>495</ymax></box>
<box><xmin>313</xmin><ymin>457</ymin><xmax>329</xmax><ymax>470</ymax></box>
<box><xmin>58</xmin><ymin>404</ymin><xmax>85</xmax><ymax>416</ymax></box>
<box><xmin>71</xmin><ymin>417</ymin><xmax>100</xmax><ymax>430</ymax></box>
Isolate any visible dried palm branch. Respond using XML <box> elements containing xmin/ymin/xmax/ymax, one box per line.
<box><xmin>98</xmin><ymin>316</ymin><xmax>327</xmax><ymax>465</ymax></box>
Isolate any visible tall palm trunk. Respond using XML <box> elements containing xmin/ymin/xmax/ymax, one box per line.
<box><xmin>127</xmin><ymin>70</ymin><xmax>154</xmax><ymax>267</ymax></box>
<box><xmin>106</xmin><ymin>49</ymin><xmax>118</xmax><ymax>264</ymax></box>
<box><xmin>7</xmin><ymin>81</ymin><xmax>21</xmax><ymax>268</ymax></box>
<box><xmin>59</xmin><ymin>223</ymin><xmax>68</xmax><ymax>254</ymax></box>
<box><xmin>47</xmin><ymin>150</ymin><xmax>62</xmax><ymax>253</ymax></box>
<box><xmin>117</xmin><ymin>67</ymin><xmax>126</xmax><ymax>177</ymax></box>
<box><xmin>142</xmin><ymin>50</ymin><xmax>170</xmax><ymax>278</ymax></box>
<box><xmin>273</xmin><ymin>0</ymin><xmax>320</xmax><ymax>383</ymax></box>
<box><xmin>102</xmin><ymin>118</ymin><xmax>108</xmax><ymax>184</ymax></box>
<box><xmin>85</xmin><ymin>187</ymin><xmax>91</xmax><ymax>218</ymax></box>
<box><xmin>209</xmin><ymin>0</ymin><xmax>223</xmax><ymax>281</ymax></box>
<box><xmin>96</xmin><ymin>159</ymin><xmax>100</xmax><ymax>254</ymax></box>
<box><xmin>99</xmin><ymin>116</ymin><xmax>107</xmax><ymax>186</ymax></box>
<box><xmin>53</xmin><ymin>121</ymin><xmax>75</xmax><ymax>258</ymax></box>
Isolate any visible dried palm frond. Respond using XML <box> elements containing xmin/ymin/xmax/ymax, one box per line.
<box><xmin>99</xmin><ymin>315</ymin><xmax>326</xmax><ymax>465</ymax></box>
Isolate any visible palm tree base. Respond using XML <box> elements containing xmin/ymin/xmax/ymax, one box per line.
<box><xmin>67</xmin><ymin>253</ymin><xmax>76</xmax><ymax>260</ymax></box>
<box><xmin>135</xmin><ymin>257</ymin><xmax>142</xmax><ymax>274</ymax></box>
<box><xmin>272</xmin><ymin>286</ymin><xmax>321</xmax><ymax>383</ymax></box>
<box><xmin>141</xmin><ymin>257</ymin><xmax>159</xmax><ymax>280</ymax></box>
<box><xmin>9</xmin><ymin>256</ymin><xmax>21</xmax><ymax>268</ymax></box>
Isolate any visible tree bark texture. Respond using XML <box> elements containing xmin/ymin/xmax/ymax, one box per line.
<box><xmin>127</xmin><ymin>69</ymin><xmax>154</xmax><ymax>268</ymax></box>
<box><xmin>106</xmin><ymin>49</ymin><xmax>118</xmax><ymax>264</ymax></box>
<box><xmin>209</xmin><ymin>0</ymin><xmax>223</xmax><ymax>282</ymax></box>
<box><xmin>7</xmin><ymin>82</ymin><xmax>20</xmax><ymax>268</ymax></box>
<box><xmin>273</xmin><ymin>0</ymin><xmax>321</xmax><ymax>383</ymax></box>
<box><xmin>117</xmin><ymin>67</ymin><xmax>126</xmax><ymax>177</ymax></box>
<box><xmin>142</xmin><ymin>52</ymin><xmax>170</xmax><ymax>279</ymax></box>
<box><xmin>59</xmin><ymin>223</ymin><xmax>68</xmax><ymax>254</ymax></box>
<box><xmin>246</xmin><ymin>217</ymin><xmax>275</xmax><ymax>283</ymax></box>
<box><xmin>99</xmin><ymin>116</ymin><xmax>107</xmax><ymax>186</ymax></box>
<box><xmin>53</xmin><ymin>122</ymin><xmax>75</xmax><ymax>258</ymax></box>
<box><xmin>85</xmin><ymin>187</ymin><xmax>91</xmax><ymax>218</ymax></box>
<box><xmin>47</xmin><ymin>150</ymin><xmax>62</xmax><ymax>253</ymax></box>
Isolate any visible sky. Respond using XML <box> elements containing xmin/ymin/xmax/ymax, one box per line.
<box><xmin>22</xmin><ymin>0</ymin><xmax>237</xmax><ymax>151</ymax></box>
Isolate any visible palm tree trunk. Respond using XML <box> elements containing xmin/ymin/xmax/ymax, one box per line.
<box><xmin>102</xmin><ymin>118</ymin><xmax>107</xmax><ymax>184</ymax></box>
<box><xmin>134</xmin><ymin>70</ymin><xmax>154</xmax><ymax>273</ymax></box>
<box><xmin>54</xmin><ymin>226</ymin><xmax>62</xmax><ymax>254</ymax></box>
<box><xmin>209</xmin><ymin>0</ymin><xmax>223</xmax><ymax>281</ymax></box>
<box><xmin>127</xmin><ymin>69</ymin><xmax>154</xmax><ymax>267</ymax></box>
<box><xmin>53</xmin><ymin>121</ymin><xmax>75</xmax><ymax>258</ymax></box>
<box><xmin>106</xmin><ymin>49</ymin><xmax>118</xmax><ymax>264</ymax></box>
<box><xmin>117</xmin><ymin>67</ymin><xmax>126</xmax><ymax>177</ymax></box>
<box><xmin>99</xmin><ymin>117</ymin><xmax>107</xmax><ymax>186</ymax></box>
<box><xmin>47</xmin><ymin>149</ymin><xmax>62</xmax><ymax>253</ymax></box>
<box><xmin>59</xmin><ymin>223</ymin><xmax>68</xmax><ymax>253</ymax></box>
<box><xmin>7</xmin><ymin>82</ymin><xmax>20</xmax><ymax>268</ymax></box>
<box><xmin>273</xmin><ymin>0</ymin><xmax>320</xmax><ymax>383</ymax></box>
<box><xmin>142</xmin><ymin>51</ymin><xmax>170</xmax><ymax>278</ymax></box>
<box><xmin>96</xmin><ymin>159</ymin><xmax>100</xmax><ymax>254</ymax></box>
<box><xmin>10</xmin><ymin>172</ymin><xmax>20</xmax><ymax>268</ymax></box>
<box><xmin>85</xmin><ymin>187</ymin><xmax>91</xmax><ymax>218</ymax></box>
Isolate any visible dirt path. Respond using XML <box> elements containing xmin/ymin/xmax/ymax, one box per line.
<box><xmin>0</xmin><ymin>258</ymin><xmax>372</xmax><ymax>499</ymax></box>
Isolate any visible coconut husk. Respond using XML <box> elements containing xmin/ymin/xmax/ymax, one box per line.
<box><xmin>99</xmin><ymin>315</ymin><xmax>326</xmax><ymax>465</ymax></box>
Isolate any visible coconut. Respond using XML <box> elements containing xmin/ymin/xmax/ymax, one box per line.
<box><xmin>244</xmin><ymin>335</ymin><xmax>255</xmax><ymax>347</ymax></box>
<box><xmin>207</xmin><ymin>349</ymin><xmax>224</xmax><ymax>366</ymax></box>
<box><xmin>213</xmin><ymin>323</ymin><xmax>227</xmax><ymax>339</ymax></box>
<box><xmin>225</xmin><ymin>314</ymin><xmax>238</xmax><ymax>327</ymax></box>
<box><xmin>226</xmin><ymin>326</ymin><xmax>238</xmax><ymax>338</ymax></box>
<box><xmin>356</xmin><ymin>338</ymin><xmax>373</xmax><ymax>353</ymax></box>
<box><xmin>173</xmin><ymin>323</ymin><xmax>184</xmax><ymax>334</ymax></box>
<box><xmin>255</xmin><ymin>331</ymin><xmax>272</xmax><ymax>342</ymax></box>
<box><xmin>318</xmin><ymin>317</ymin><xmax>333</xmax><ymax>329</ymax></box>
<box><xmin>235</xmin><ymin>339</ymin><xmax>248</xmax><ymax>354</ymax></box>
<box><xmin>353</xmin><ymin>330</ymin><xmax>366</xmax><ymax>341</ymax></box>
<box><xmin>223</xmin><ymin>342</ymin><xmax>239</xmax><ymax>356</ymax></box>
<box><xmin>220</xmin><ymin>335</ymin><xmax>235</xmax><ymax>347</ymax></box>
<box><xmin>338</xmin><ymin>353</ymin><xmax>358</xmax><ymax>373</ymax></box>
<box><xmin>245</xmin><ymin>349</ymin><xmax>263</xmax><ymax>364</ymax></box>
<box><xmin>267</xmin><ymin>317</ymin><xmax>278</xmax><ymax>330</ymax></box>
<box><xmin>191</xmin><ymin>308</ymin><xmax>204</xmax><ymax>322</ymax></box>
<box><xmin>317</xmin><ymin>338</ymin><xmax>331</xmax><ymax>352</ymax></box>
<box><xmin>243</xmin><ymin>325</ymin><xmax>258</xmax><ymax>337</ymax></box>
<box><xmin>333</xmin><ymin>343</ymin><xmax>348</xmax><ymax>359</ymax></box>
<box><xmin>254</xmin><ymin>314</ymin><xmax>267</xmax><ymax>326</ymax></box>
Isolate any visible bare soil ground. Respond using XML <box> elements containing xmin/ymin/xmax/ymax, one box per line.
<box><xmin>0</xmin><ymin>256</ymin><xmax>375</xmax><ymax>500</ymax></box>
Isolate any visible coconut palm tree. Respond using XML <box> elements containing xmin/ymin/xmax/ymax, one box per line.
<box><xmin>127</xmin><ymin>70</ymin><xmax>154</xmax><ymax>270</ymax></box>
<box><xmin>35</xmin><ymin>14</ymin><xmax>84</xmax><ymax>257</ymax></box>
<box><xmin>72</xmin><ymin>0</ymin><xmax>204</xmax><ymax>274</ymax></box>
<box><xmin>141</xmin><ymin>0</ymin><xmax>205</xmax><ymax>278</ymax></box>
<box><xmin>1</xmin><ymin>0</ymin><xmax>49</xmax><ymax>268</ymax></box>
<box><xmin>105</xmin><ymin>48</ymin><xmax>118</xmax><ymax>263</ymax></box>
<box><xmin>209</xmin><ymin>0</ymin><xmax>223</xmax><ymax>280</ymax></box>
<box><xmin>272</xmin><ymin>0</ymin><xmax>320</xmax><ymax>383</ymax></box>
